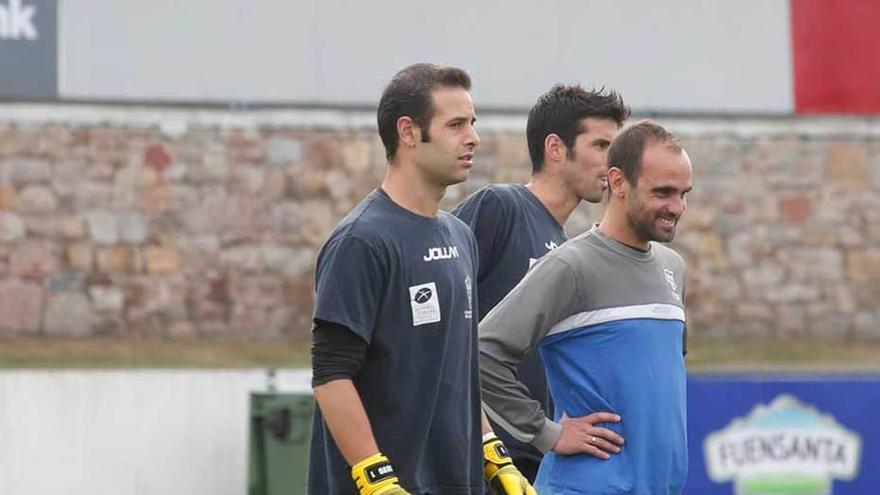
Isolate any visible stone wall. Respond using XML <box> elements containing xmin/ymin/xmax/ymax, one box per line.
<box><xmin>0</xmin><ymin>106</ymin><xmax>878</xmax><ymax>341</ymax></box>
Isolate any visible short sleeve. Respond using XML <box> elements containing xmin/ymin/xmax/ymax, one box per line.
<box><xmin>313</xmin><ymin>234</ymin><xmax>388</xmax><ymax>343</ymax></box>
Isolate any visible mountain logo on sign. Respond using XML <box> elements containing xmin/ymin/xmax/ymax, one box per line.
<box><xmin>704</xmin><ymin>394</ymin><xmax>862</xmax><ymax>495</ymax></box>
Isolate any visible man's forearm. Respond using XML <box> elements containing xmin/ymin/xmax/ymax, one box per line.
<box><xmin>313</xmin><ymin>378</ymin><xmax>380</xmax><ymax>465</ymax></box>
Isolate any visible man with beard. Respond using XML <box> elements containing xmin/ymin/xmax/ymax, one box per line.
<box><xmin>453</xmin><ymin>85</ymin><xmax>630</xmax><ymax>481</ymax></box>
<box><xmin>478</xmin><ymin>120</ymin><xmax>693</xmax><ymax>495</ymax></box>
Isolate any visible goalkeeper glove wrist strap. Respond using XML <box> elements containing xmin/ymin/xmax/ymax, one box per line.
<box><xmin>351</xmin><ymin>453</ymin><xmax>400</xmax><ymax>495</ymax></box>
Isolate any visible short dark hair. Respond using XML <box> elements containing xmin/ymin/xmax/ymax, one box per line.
<box><xmin>526</xmin><ymin>85</ymin><xmax>630</xmax><ymax>173</ymax></box>
<box><xmin>607</xmin><ymin>119</ymin><xmax>682</xmax><ymax>185</ymax></box>
<box><xmin>377</xmin><ymin>63</ymin><xmax>472</xmax><ymax>160</ymax></box>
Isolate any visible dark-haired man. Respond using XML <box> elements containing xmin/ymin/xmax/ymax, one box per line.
<box><xmin>308</xmin><ymin>63</ymin><xmax>534</xmax><ymax>495</ymax></box>
<box><xmin>479</xmin><ymin>120</ymin><xmax>693</xmax><ymax>494</ymax></box>
<box><xmin>454</xmin><ymin>85</ymin><xmax>630</xmax><ymax>481</ymax></box>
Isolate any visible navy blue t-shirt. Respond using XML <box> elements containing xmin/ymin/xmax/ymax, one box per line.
<box><xmin>453</xmin><ymin>184</ymin><xmax>566</xmax><ymax>462</ymax></box>
<box><xmin>308</xmin><ymin>189</ymin><xmax>483</xmax><ymax>495</ymax></box>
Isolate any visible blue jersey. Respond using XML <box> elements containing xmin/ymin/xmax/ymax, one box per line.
<box><xmin>308</xmin><ymin>189</ymin><xmax>483</xmax><ymax>495</ymax></box>
<box><xmin>453</xmin><ymin>184</ymin><xmax>566</xmax><ymax>462</ymax></box>
<box><xmin>479</xmin><ymin>226</ymin><xmax>688</xmax><ymax>494</ymax></box>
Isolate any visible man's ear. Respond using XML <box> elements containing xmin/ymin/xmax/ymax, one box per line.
<box><xmin>397</xmin><ymin>116</ymin><xmax>420</xmax><ymax>148</ymax></box>
<box><xmin>607</xmin><ymin>167</ymin><xmax>627</xmax><ymax>198</ymax></box>
<box><xmin>543</xmin><ymin>133</ymin><xmax>566</xmax><ymax>166</ymax></box>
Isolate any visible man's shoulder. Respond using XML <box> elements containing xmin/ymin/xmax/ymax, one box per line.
<box><xmin>438</xmin><ymin>210</ymin><xmax>478</xmax><ymax>246</ymax></box>
<box><xmin>651</xmin><ymin>242</ymin><xmax>687</xmax><ymax>268</ymax></box>
<box><xmin>326</xmin><ymin>193</ymin><xmax>399</xmax><ymax>247</ymax></box>
<box><xmin>455</xmin><ymin>183</ymin><xmax>522</xmax><ymax>212</ymax></box>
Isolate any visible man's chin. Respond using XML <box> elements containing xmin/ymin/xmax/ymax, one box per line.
<box><xmin>442</xmin><ymin>172</ymin><xmax>469</xmax><ymax>187</ymax></box>
<box><xmin>651</xmin><ymin>229</ymin><xmax>676</xmax><ymax>243</ymax></box>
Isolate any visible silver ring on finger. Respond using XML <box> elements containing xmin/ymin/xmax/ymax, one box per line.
<box><xmin>590</xmin><ymin>436</ymin><xmax>596</xmax><ymax>444</ymax></box>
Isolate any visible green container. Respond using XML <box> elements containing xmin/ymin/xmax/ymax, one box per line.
<box><xmin>248</xmin><ymin>391</ymin><xmax>314</xmax><ymax>495</ymax></box>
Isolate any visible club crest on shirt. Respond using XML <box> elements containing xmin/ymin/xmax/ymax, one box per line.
<box><xmin>664</xmin><ymin>268</ymin><xmax>677</xmax><ymax>291</ymax></box>
<box><xmin>409</xmin><ymin>282</ymin><xmax>441</xmax><ymax>326</ymax></box>
<box><xmin>664</xmin><ymin>268</ymin><xmax>681</xmax><ymax>301</ymax></box>
<box><xmin>464</xmin><ymin>275</ymin><xmax>473</xmax><ymax>320</ymax></box>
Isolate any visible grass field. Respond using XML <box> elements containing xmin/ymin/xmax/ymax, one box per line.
<box><xmin>0</xmin><ymin>337</ymin><xmax>878</xmax><ymax>371</ymax></box>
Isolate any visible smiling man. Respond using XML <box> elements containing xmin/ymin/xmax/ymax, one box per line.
<box><xmin>308</xmin><ymin>63</ymin><xmax>533</xmax><ymax>495</ymax></box>
<box><xmin>479</xmin><ymin>120</ymin><xmax>694</xmax><ymax>494</ymax></box>
<box><xmin>453</xmin><ymin>85</ymin><xmax>630</xmax><ymax>482</ymax></box>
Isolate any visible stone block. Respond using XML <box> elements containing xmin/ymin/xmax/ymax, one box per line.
<box><xmin>22</xmin><ymin>215</ymin><xmax>57</xmax><ymax>237</ymax></box>
<box><xmin>779</xmin><ymin>195</ymin><xmax>811</xmax><ymax>224</ymax></box>
<box><xmin>18</xmin><ymin>185</ymin><xmax>58</xmax><ymax>213</ymax></box>
<box><xmin>44</xmin><ymin>271</ymin><xmax>86</xmax><ymax>292</ymax></box>
<box><xmin>52</xmin><ymin>158</ymin><xmax>88</xmax><ymax>183</ymax></box>
<box><xmin>229</xmin><ymin>304</ymin><xmax>268</xmax><ymax>334</ymax></box>
<box><xmin>266</xmin><ymin>137</ymin><xmax>302</xmax><ymax>166</ymax></box>
<box><xmin>89</xmin><ymin>285</ymin><xmax>125</xmax><ymax>313</ymax></box>
<box><xmin>118</xmin><ymin>212</ymin><xmax>148</xmax><ymax>244</ymax></box>
<box><xmin>75</xmin><ymin>182</ymin><xmax>114</xmax><ymax>209</ymax></box>
<box><xmin>66</xmin><ymin>243</ymin><xmax>93</xmax><ymax>271</ymax></box>
<box><xmin>0</xmin><ymin>279</ymin><xmax>42</xmax><ymax>334</ymax></box>
<box><xmin>0</xmin><ymin>185</ymin><xmax>17</xmax><ymax>209</ymax></box>
<box><xmin>168</xmin><ymin>321</ymin><xmax>197</xmax><ymax>338</ymax></box>
<box><xmin>9</xmin><ymin>242</ymin><xmax>59</xmax><ymax>278</ymax></box>
<box><xmin>735</xmin><ymin>303</ymin><xmax>774</xmax><ymax>320</ymax></box>
<box><xmin>86</xmin><ymin>210</ymin><xmax>119</xmax><ymax>245</ymax></box>
<box><xmin>742</xmin><ymin>261</ymin><xmax>785</xmax><ymax>288</ymax></box>
<box><xmin>853</xmin><ymin>311</ymin><xmax>880</xmax><ymax>340</ymax></box>
<box><xmin>144</xmin><ymin>246</ymin><xmax>181</xmax><ymax>274</ymax></box>
<box><xmin>8</xmin><ymin>159</ymin><xmax>52</xmax><ymax>184</ymax></box>
<box><xmin>341</xmin><ymin>139</ymin><xmax>371</xmax><ymax>172</ymax></box>
<box><xmin>261</xmin><ymin>245</ymin><xmax>314</xmax><ymax>277</ymax></box>
<box><xmin>232</xmin><ymin>275</ymin><xmax>284</xmax><ymax>308</ymax></box>
<box><xmin>187</xmin><ymin>144</ymin><xmax>230</xmax><ymax>182</ymax></box>
<box><xmin>0</xmin><ymin>212</ymin><xmax>25</xmax><ymax>241</ymax></box>
<box><xmin>846</xmin><ymin>248</ymin><xmax>880</xmax><ymax>281</ymax></box>
<box><xmin>96</xmin><ymin>246</ymin><xmax>139</xmax><ymax>273</ymax></box>
<box><xmin>219</xmin><ymin>245</ymin><xmax>263</xmax><ymax>272</ymax></box>
<box><xmin>143</xmin><ymin>144</ymin><xmax>172</xmax><ymax>171</ymax></box>
<box><xmin>44</xmin><ymin>293</ymin><xmax>93</xmax><ymax>337</ymax></box>
<box><xmin>263</xmin><ymin>168</ymin><xmax>288</xmax><ymax>201</ymax></box>
<box><xmin>827</xmin><ymin>142</ymin><xmax>870</xmax><ymax>187</ymax></box>
<box><xmin>776</xmin><ymin>304</ymin><xmax>806</xmax><ymax>339</ymax></box>
<box><xmin>57</xmin><ymin>215</ymin><xmax>85</xmax><ymax>238</ymax></box>
<box><xmin>781</xmin><ymin>247</ymin><xmax>843</xmax><ymax>282</ymax></box>
<box><xmin>763</xmin><ymin>284</ymin><xmax>820</xmax><ymax>304</ymax></box>
<box><xmin>807</xmin><ymin>312</ymin><xmax>850</xmax><ymax>341</ymax></box>
<box><xmin>231</xmin><ymin>166</ymin><xmax>265</xmax><ymax>195</ymax></box>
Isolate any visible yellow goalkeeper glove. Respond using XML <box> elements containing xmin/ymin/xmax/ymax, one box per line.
<box><xmin>350</xmin><ymin>453</ymin><xmax>412</xmax><ymax>495</ymax></box>
<box><xmin>483</xmin><ymin>434</ymin><xmax>538</xmax><ymax>495</ymax></box>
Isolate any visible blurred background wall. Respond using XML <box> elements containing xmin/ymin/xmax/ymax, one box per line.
<box><xmin>1</xmin><ymin>0</ymin><xmax>879</xmax><ymax>342</ymax></box>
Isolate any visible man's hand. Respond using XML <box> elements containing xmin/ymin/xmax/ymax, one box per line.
<box><xmin>552</xmin><ymin>412</ymin><xmax>625</xmax><ymax>459</ymax></box>
<box><xmin>350</xmin><ymin>453</ymin><xmax>412</xmax><ymax>495</ymax></box>
<box><xmin>483</xmin><ymin>434</ymin><xmax>537</xmax><ymax>495</ymax></box>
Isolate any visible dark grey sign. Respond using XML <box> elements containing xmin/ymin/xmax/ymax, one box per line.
<box><xmin>0</xmin><ymin>0</ymin><xmax>56</xmax><ymax>99</ymax></box>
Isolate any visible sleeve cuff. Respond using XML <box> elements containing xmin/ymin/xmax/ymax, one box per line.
<box><xmin>532</xmin><ymin>418</ymin><xmax>562</xmax><ymax>453</ymax></box>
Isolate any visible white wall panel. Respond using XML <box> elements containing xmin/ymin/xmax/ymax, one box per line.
<box><xmin>0</xmin><ymin>369</ymin><xmax>311</xmax><ymax>495</ymax></box>
<box><xmin>59</xmin><ymin>0</ymin><xmax>792</xmax><ymax>112</ymax></box>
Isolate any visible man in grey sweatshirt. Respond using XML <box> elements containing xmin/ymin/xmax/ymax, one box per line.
<box><xmin>479</xmin><ymin>120</ymin><xmax>693</xmax><ymax>495</ymax></box>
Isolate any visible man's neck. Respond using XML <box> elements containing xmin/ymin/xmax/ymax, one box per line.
<box><xmin>597</xmin><ymin>204</ymin><xmax>649</xmax><ymax>250</ymax></box>
<box><xmin>381</xmin><ymin>161</ymin><xmax>445</xmax><ymax>217</ymax></box>
<box><xmin>525</xmin><ymin>174</ymin><xmax>579</xmax><ymax>227</ymax></box>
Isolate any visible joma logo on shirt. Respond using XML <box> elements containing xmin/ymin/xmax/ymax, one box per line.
<box><xmin>423</xmin><ymin>246</ymin><xmax>459</xmax><ymax>261</ymax></box>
